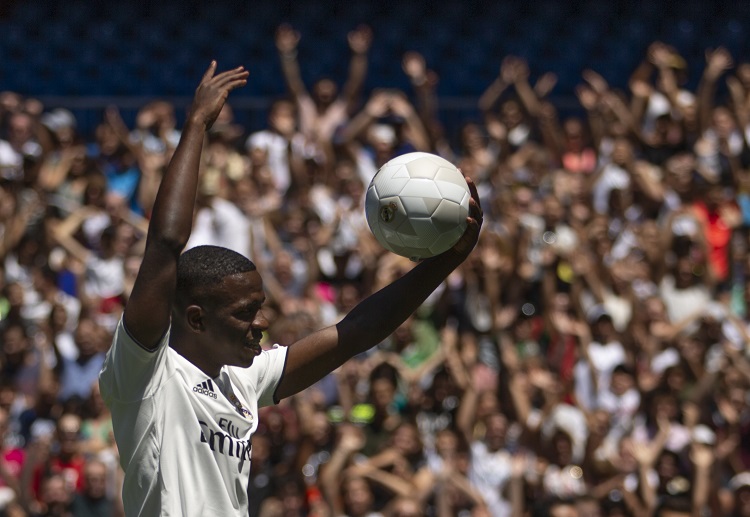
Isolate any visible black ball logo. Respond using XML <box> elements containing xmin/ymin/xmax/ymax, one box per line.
<box><xmin>379</xmin><ymin>202</ymin><xmax>397</xmax><ymax>223</ymax></box>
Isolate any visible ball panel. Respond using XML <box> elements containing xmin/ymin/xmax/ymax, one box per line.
<box><xmin>390</xmin><ymin>165</ymin><xmax>410</xmax><ymax>180</ymax></box>
<box><xmin>372</xmin><ymin>165</ymin><xmax>409</xmax><ymax>197</ymax></box>
<box><xmin>434</xmin><ymin>166</ymin><xmax>467</xmax><ymax>185</ymax></box>
<box><xmin>373</xmin><ymin>195</ymin><xmax>408</xmax><ymax>230</ymax></box>
<box><xmin>364</xmin><ymin>186</ymin><xmax>381</xmax><ymax>227</ymax></box>
<box><xmin>398</xmin><ymin>178</ymin><xmax>441</xmax><ymax>199</ymax></box>
<box><xmin>407</xmin><ymin>217</ymin><xmax>441</xmax><ymax>244</ymax></box>
<box><xmin>435</xmin><ymin>183</ymin><xmax>469</xmax><ymax>209</ymax></box>
<box><xmin>405</xmin><ymin>156</ymin><xmax>439</xmax><ymax>179</ymax></box>
<box><xmin>435</xmin><ymin>169</ymin><xmax>469</xmax><ymax>206</ymax></box>
<box><xmin>396</xmin><ymin>217</ymin><xmax>439</xmax><ymax>254</ymax></box>
<box><xmin>383</xmin><ymin>151</ymin><xmax>438</xmax><ymax>167</ymax></box>
<box><xmin>421</xmin><ymin>153</ymin><xmax>458</xmax><ymax>169</ymax></box>
<box><xmin>400</xmin><ymin>195</ymin><xmax>442</xmax><ymax>218</ymax></box>
<box><xmin>431</xmin><ymin>199</ymin><xmax>463</xmax><ymax>233</ymax></box>
<box><xmin>428</xmin><ymin>226</ymin><xmax>465</xmax><ymax>256</ymax></box>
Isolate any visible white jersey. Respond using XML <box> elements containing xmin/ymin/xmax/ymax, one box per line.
<box><xmin>99</xmin><ymin>318</ymin><xmax>288</xmax><ymax>516</ymax></box>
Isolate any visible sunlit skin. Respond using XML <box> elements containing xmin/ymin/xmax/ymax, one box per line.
<box><xmin>172</xmin><ymin>270</ymin><xmax>268</xmax><ymax>377</ymax></box>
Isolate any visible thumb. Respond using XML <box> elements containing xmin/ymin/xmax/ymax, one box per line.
<box><xmin>202</xmin><ymin>60</ymin><xmax>217</xmax><ymax>82</ymax></box>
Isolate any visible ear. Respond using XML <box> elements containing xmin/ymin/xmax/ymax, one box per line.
<box><xmin>185</xmin><ymin>305</ymin><xmax>205</xmax><ymax>333</ymax></box>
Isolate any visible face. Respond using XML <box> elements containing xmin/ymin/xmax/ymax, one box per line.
<box><xmin>611</xmin><ymin>371</ymin><xmax>633</xmax><ymax>395</ymax></box>
<box><xmin>75</xmin><ymin>318</ymin><xmax>99</xmax><ymax>357</ymax></box>
<box><xmin>269</xmin><ymin>101</ymin><xmax>296</xmax><ymax>135</ymax></box>
<box><xmin>96</xmin><ymin>123</ymin><xmax>120</xmax><ymax>154</ymax></box>
<box><xmin>393</xmin><ymin>424</ymin><xmax>420</xmax><ymax>455</ymax></box>
<box><xmin>550</xmin><ymin>503</ymin><xmax>579</xmax><ymax>517</ymax></box>
<box><xmin>2</xmin><ymin>325</ymin><xmax>28</xmax><ymax>356</ymax></box>
<box><xmin>501</xmin><ymin>100</ymin><xmax>523</xmax><ymax>128</ymax></box>
<box><xmin>461</xmin><ymin>123</ymin><xmax>484</xmax><ymax>150</ymax></box>
<box><xmin>391</xmin><ymin>499</ymin><xmax>423</xmax><ymax>517</ymax></box>
<box><xmin>484</xmin><ymin>413</ymin><xmax>507</xmax><ymax>451</ymax></box>
<box><xmin>564</xmin><ymin>118</ymin><xmax>585</xmax><ymax>150</ymax></box>
<box><xmin>343</xmin><ymin>477</ymin><xmax>373</xmax><ymax>515</ymax></box>
<box><xmin>577</xmin><ymin>499</ymin><xmax>602</xmax><ymax>517</ymax></box>
<box><xmin>198</xmin><ymin>271</ymin><xmax>268</xmax><ymax>370</ymax></box>
<box><xmin>8</xmin><ymin>113</ymin><xmax>33</xmax><ymax>144</ymax></box>
<box><xmin>611</xmin><ymin>138</ymin><xmax>633</xmax><ymax>165</ymax></box>
<box><xmin>41</xmin><ymin>475</ymin><xmax>70</xmax><ymax>505</ymax></box>
<box><xmin>313</xmin><ymin>78</ymin><xmax>337</xmax><ymax>105</ymax></box>
<box><xmin>84</xmin><ymin>462</ymin><xmax>107</xmax><ymax>499</ymax></box>
<box><xmin>57</xmin><ymin>415</ymin><xmax>82</xmax><ymax>456</ymax></box>
<box><xmin>712</xmin><ymin>106</ymin><xmax>736</xmax><ymax>138</ymax></box>
<box><xmin>435</xmin><ymin>429</ymin><xmax>458</xmax><ymax>457</ymax></box>
<box><xmin>371</xmin><ymin>378</ymin><xmax>396</xmax><ymax>410</ymax></box>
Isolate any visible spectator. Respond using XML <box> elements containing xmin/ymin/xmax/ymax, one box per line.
<box><xmin>275</xmin><ymin>23</ymin><xmax>372</xmax><ymax>152</ymax></box>
<box><xmin>0</xmin><ymin>407</ymin><xmax>23</xmax><ymax>512</ymax></box>
<box><xmin>1</xmin><ymin>24</ymin><xmax>750</xmax><ymax>516</ymax></box>
<box><xmin>69</xmin><ymin>459</ymin><xmax>112</xmax><ymax>517</ymax></box>
<box><xmin>30</xmin><ymin>473</ymin><xmax>73</xmax><ymax>517</ymax></box>
<box><xmin>54</xmin><ymin>317</ymin><xmax>105</xmax><ymax>407</ymax></box>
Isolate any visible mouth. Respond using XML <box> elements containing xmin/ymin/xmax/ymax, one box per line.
<box><xmin>243</xmin><ymin>340</ymin><xmax>262</xmax><ymax>356</ymax></box>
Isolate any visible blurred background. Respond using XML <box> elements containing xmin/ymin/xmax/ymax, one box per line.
<box><xmin>2</xmin><ymin>0</ymin><xmax>747</xmax><ymax>137</ymax></box>
<box><xmin>4</xmin><ymin>1</ymin><xmax>750</xmax><ymax>517</ymax></box>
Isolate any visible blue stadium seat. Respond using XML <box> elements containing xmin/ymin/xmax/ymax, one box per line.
<box><xmin>64</xmin><ymin>1</ymin><xmax>91</xmax><ymax>26</ymax></box>
<box><xmin>13</xmin><ymin>3</ymin><xmax>48</xmax><ymax>25</ymax></box>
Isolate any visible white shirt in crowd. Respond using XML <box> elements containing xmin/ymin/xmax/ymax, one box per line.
<box><xmin>185</xmin><ymin>198</ymin><xmax>251</xmax><ymax>258</ymax></box>
<box><xmin>245</xmin><ymin>130</ymin><xmax>307</xmax><ymax>195</ymax></box>
<box><xmin>468</xmin><ymin>441</ymin><xmax>513</xmax><ymax>517</ymax></box>
<box><xmin>574</xmin><ymin>340</ymin><xmax>626</xmax><ymax>412</ymax></box>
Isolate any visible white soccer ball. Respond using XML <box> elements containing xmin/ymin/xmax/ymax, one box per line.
<box><xmin>365</xmin><ymin>152</ymin><xmax>470</xmax><ymax>261</ymax></box>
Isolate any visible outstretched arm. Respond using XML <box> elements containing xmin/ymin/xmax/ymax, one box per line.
<box><xmin>275</xmin><ymin>178</ymin><xmax>483</xmax><ymax>400</ymax></box>
<box><xmin>123</xmin><ymin>62</ymin><xmax>248</xmax><ymax>349</ymax></box>
<box><xmin>340</xmin><ymin>25</ymin><xmax>372</xmax><ymax>112</ymax></box>
<box><xmin>697</xmin><ymin>47</ymin><xmax>733</xmax><ymax>134</ymax></box>
<box><xmin>275</xmin><ymin>24</ymin><xmax>307</xmax><ymax>100</ymax></box>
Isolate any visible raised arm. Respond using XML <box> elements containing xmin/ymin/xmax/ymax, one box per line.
<box><xmin>478</xmin><ymin>62</ymin><xmax>510</xmax><ymax>115</ymax></box>
<box><xmin>697</xmin><ymin>47</ymin><xmax>733</xmax><ymax>134</ymax></box>
<box><xmin>338</xmin><ymin>90</ymin><xmax>391</xmax><ymax>144</ymax></box>
<box><xmin>402</xmin><ymin>51</ymin><xmax>444</xmax><ymax>151</ymax></box>
<box><xmin>275</xmin><ymin>24</ymin><xmax>307</xmax><ymax>100</ymax></box>
<box><xmin>274</xmin><ymin>177</ymin><xmax>483</xmax><ymax>400</ymax></box>
<box><xmin>123</xmin><ymin>62</ymin><xmax>248</xmax><ymax>348</ymax></box>
<box><xmin>340</xmin><ymin>25</ymin><xmax>372</xmax><ymax>112</ymax></box>
<box><xmin>389</xmin><ymin>92</ymin><xmax>431</xmax><ymax>151</ymax></box>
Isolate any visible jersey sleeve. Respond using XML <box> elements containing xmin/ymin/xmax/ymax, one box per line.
<box><xmin>99</xmin><ymin>316</ymin><xmax>172</xmax><ymax>404</ymax></box>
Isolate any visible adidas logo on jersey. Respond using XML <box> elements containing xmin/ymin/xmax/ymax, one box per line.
<box><xmin>193</xmin><ymin>379</ymin><xmax>218</xmax><ymax>399</ymax></box>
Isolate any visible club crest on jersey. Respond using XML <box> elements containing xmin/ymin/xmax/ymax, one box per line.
<box><xmin>193</xmin><ymin>379</ymin><xmax>218</xmax><ymax>399</ymax></box>
<box><xmin>229</xmin><ymin>394</ymin><xmax>252</xmax><ymax>420</ymax></box>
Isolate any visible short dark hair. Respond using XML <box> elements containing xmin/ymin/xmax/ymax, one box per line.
<box><xmin>175</xmin><ymin>246</ymin><xmax>256</xmax><ymax>309</ymax></box>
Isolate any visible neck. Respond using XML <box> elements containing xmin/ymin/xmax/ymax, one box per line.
<box><xmin>169</xmin><ymin>330</ymin><xmax>220</xmax><ymax>378</ymax></box>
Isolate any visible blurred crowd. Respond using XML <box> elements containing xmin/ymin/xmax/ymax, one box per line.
<box><xmin>1</xmin><ymin>24</ymin><xmax>750</xmax><ymax>517</ymax></box>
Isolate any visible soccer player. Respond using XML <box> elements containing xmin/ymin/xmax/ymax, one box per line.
<box><xmin>99</xmin><ymin>62</ymin><xmax>483</xmax><ymax>516</ymax></box>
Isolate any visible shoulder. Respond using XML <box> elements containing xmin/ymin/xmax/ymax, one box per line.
<box><xmin>230</xmin><ymin>345</ymin><xmax>289</xmax><ymax>381</ymax></box>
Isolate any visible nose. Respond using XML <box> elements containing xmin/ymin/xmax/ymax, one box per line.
<box><xmin>252</xmin><ymin>310</ymin><xmax>269</xmax><ymax>331</ymax></box>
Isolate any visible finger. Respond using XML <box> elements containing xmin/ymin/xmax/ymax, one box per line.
<box><xmin>202</xmin><ymin>60</ymin><xmax>217</xmax><ymax>82</ymax></box>
<box><xmin>213</xmin><ymin>68</ymin><xmax>249</xmax><ymax>86</ymax></box>
<box><xmin>469</xmin><ymin>197</ymin><xmax>483</xmax><ymax>219</ymax></box>
<box><xmin>218</xmin><ymin>71</ymin><xmax>250</xmax><ymax>87</ymax></box>
<box><xmin>465</xmin><ymin>175</ymin><xmax>482</xmax><ymax>208</ymax></box>
<box><xmin>224</xmin><ymin>77</ymin><xmax>249</xmax><ymax>92</ymax></box>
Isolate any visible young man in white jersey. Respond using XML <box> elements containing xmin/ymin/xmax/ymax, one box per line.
<box><xmin>98</xmin><ymin>62</ymin><xmax>483</xmax><ymax>516</ymax></box>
